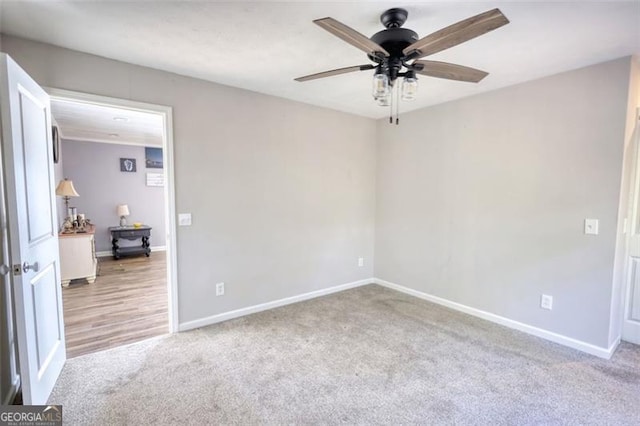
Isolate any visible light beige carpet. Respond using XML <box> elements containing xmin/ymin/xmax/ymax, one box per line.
<box><xmin>49</xmin><ymin>284</ymin><xmax>640</xmax><ymax>424</ymax></box>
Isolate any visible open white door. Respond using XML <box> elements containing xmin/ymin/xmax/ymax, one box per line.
<box><xmin>623</xmin><ymin>111</ymin><xmax>640</xmax><ymax>345</ymax></box>
<box><xmin>0</xmin><ymin>54</ymin><xmax>65</xmax><ymax>404</ymax></box>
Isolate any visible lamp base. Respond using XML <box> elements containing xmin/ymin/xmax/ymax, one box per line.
<box><xmin>120</xmin><ymin>216</ymin><xmax>127</xmax><ymax>227</ymax></box>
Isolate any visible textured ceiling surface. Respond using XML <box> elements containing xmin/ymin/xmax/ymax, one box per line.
<box><xmin>2</xmin><ymin>1</ymin><xmax>639</xmax><ymax>118</ymax></box>
<box><xmin>51</xmin><ymin>99</ymin><xmax>164</xmax><ymax>147</ymax></box>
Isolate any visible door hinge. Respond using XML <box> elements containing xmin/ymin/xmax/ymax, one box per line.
<box><xmin>12</xmin><ymin>264</ymin><xmax>21</xmax><ymax>276</ymax></box>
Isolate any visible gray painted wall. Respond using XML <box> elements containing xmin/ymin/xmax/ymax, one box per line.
<box><xmin>375</xmin><ymin>57</ymin><xmax>631</xmax><ymax>348</ymax></box>
<box><xmin>60</xmin><ymin>139</ymin><xmax>166</xmax><ymax>252</ymax></box>
<box><xmin>0</xmin><ymin>35</ymin><xmax>377</xmax><ymax>325</ymax></box>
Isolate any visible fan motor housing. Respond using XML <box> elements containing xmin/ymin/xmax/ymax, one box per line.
<box><xmin>368</xmin><ymin>28</ymin><xmax>419</xmax><ymax>61</ymax></box>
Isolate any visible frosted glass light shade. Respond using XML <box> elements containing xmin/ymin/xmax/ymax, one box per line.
<box><xmin>376</xmin><ymin>95</ymin><xmax>391</xmax><ymax>107</ymax></box>
<box><xmin>372</xmin><ymin>73</ymin><xmax>389</xmax><ymax>98</ymax></box>
<box><xmin>401</xmin><ymin>76</ymin><xmax>418</xmax><ymax>101</ymax></box>
<box><xmin>116</xmin><ymin>204</ymin><xmax>130</xmax><ymax>217</ymax></box>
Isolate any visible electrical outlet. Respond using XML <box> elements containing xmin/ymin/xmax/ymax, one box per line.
<box><xmin>358</xmin><ymin>257</ymin><xmax>364</xmax><ymax>267</ymax></box>
<box><xmin>216</xmin><ymin>282</ymin><xmax>225</xmax><ymax>296</ymax></box>
<box><xmin>540</xmin><ymin>294</ymin><xmax>553</xmax><ymax>310</ymax></box>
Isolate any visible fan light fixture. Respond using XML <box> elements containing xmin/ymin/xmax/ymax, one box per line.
<box><xmin>372</xmin><ymin>64</ymin><xmax>418</xmax><ymax>106</ymax></box>
<box><xmin>373</xmin><ymin>71</ymin><xmax>418</xmax><ymax>106</ymax></box>
<box><xmin>295</xmin><ymin>7</ymin><xmax>509</xmax><ymax>125</ymax></box>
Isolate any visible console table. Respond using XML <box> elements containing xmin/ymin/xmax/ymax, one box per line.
<box><xmin>59</xmin><ymin>225</ymin><xmax>97</xmax><ymax>287</ymax></box>
<box><xmin>108</xmin><ymin>225</ymin><xmax>152</xmax><ymax>259</ymax></box>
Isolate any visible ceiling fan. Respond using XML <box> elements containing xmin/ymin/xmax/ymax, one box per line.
<box><xmin>295</xmin><ymin>8</ymin><xmax>509</xmax><ymax>109</ymax></box>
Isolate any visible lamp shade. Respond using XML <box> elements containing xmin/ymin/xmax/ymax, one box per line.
<box><xmin>55</xmin><ymin>179</ymin><xmax>79</xmax><ymax>197</ymax></box>
<box><xmin>116</xmin><ymin>204</ymin><xmax>130</xmax><ymax>217</ymax></box>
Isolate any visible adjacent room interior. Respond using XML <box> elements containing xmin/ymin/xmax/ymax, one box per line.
<box><xmin>0</xmin><ymin>1</ymin><xmax>638</xmax><ymax>423</ymax></box>
<box><xmin>50</xmin><ymin>98</ymin><xmax>170</xmax><ymax>358</ymax></box>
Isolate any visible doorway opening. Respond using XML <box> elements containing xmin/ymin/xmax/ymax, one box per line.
<box><xmin>47</xmin><ymin>89</ymin><xmax>178</xmax><ymax>357</ymax></box>
<box><xmin>621</xmin><ymin>107</ymin><xmax>640</xmax><ymax>346</ymax></box>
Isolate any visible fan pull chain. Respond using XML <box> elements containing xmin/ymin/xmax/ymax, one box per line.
<box><xmin>389</xmin><ymin>84</ymin><xmax>393</xmax><ymax>124</ymax></box>
<box><xmin>395</xmin><ymin>82</ymin><xmax>400</xmax><ymax>125</ymax></box>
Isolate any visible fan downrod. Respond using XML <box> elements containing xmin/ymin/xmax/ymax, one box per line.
<box><xmin>380</xmin><ymin>8</ymin><xmax>408</xmax><ymax>28</ymax></box>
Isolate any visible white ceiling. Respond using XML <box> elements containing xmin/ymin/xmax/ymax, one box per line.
<box><xmin>2</xmin><ymin>1</ymin><xmax>639</xmax><ymax>119</ymax></box>
<box><xmin>51</xmin><ymin>99</ymin><xmax>164</xmax><ymax>147</ymax></box>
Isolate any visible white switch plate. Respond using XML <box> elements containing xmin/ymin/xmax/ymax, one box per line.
<box><xmin>216</xmin><ymin>282</ymin><xmax>224</xmax><ymax>296</ymax></box>
<box><xmin>541</xmin><ymin>294</ymin><xmax>553</xmax><ymax>310</ymax></box>
<box><xmin>178</xmin><ymin>213</ymin><xmax>192</xmax><ymax>226</ymax></box>
<box><xmin>584</xmin><ymin>218</ymin><xmax>599</xmax><ymax>235</ymax></box>
<box><xmin>358</xmin><ymin>257</ymin><xmax>364</xmax><ymax>267</ymax></box>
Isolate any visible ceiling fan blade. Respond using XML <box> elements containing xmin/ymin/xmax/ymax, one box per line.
<box><xmin>314</xmin><ymin>17</ymin><xmax>389</xmax><ymax>58</ymax></box>
<box><xmin>295</xmin><ymin>64</ymin><xmax>375</xmax><ymax>82</ymax></box>
<box><xmin>412</xmin><ymin>60</ymin><xmax>488</xmax><ymax>83</ymax></box>
<box><xmin>403</xmin><ymin>8</ymin><xmax>509</xmax><ymax>59</ymax></box>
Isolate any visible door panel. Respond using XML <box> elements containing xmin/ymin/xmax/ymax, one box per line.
<box><xmin>18</xmin><ymin>89</ymin><xmax>55</xmax><ymax>243</ymax></box>
<box><xmin>30</xmin><ymin>263</ymin><xmax>62</xmax><ymax>372</ymax></box>
<box><xmin>0</xmin><ymin>54</ymin><xmax>65</xmax><ymax>404</ymax></box>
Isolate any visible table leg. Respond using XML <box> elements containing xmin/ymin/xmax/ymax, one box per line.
<box><xmin>112</xmin><ymin>237</ymin><xmax>120</xmax><ymax>259</ymax></box>
<box><xmin>142</xmin><ymin>235</ymin><xmax>151</xmax><ymax>257</ymax></box>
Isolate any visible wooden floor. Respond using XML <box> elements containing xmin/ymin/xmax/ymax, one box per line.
<box><xmin>62</xmin><ymin>252</ymin><xmax>168</xmax><ymax>358</ymax></box>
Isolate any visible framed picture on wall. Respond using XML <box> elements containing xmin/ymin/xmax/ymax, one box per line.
<box><xmin>120</xmin><ymin>158</ymin><xmax>137</xmax><ymax>172</ymax></box>
<box><xmin>145</xmin><ymin>147</ymin><xmax>163</xmax><ymax>169</ymax></box>
<box><xmin>51</xmin><ymin>125</ymin><xmax>60</xmax><ymax>164</ymax></box>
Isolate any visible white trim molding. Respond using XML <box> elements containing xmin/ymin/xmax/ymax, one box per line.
<box><xmin>96</xmin><ymin>245</ymin><xmax>166</xmax><ymax>258</ymax></box>
<box><xmin>60</xmin><ymin>134</ymin><xmax>162</xmax><ymax>148</ymax></box>
<box><xmin>178</xmin><ymin>276</ymin><xmax>619</xmax><ymax>359</ymax></box>
<box><xmin>374</xmin><ymin>278</ymin><xmax>619</xmax><ymax>359</ymax></box>
<box><xmin>179</xmin><ymin>278</ymin><xmax>373</xmax><ymax>332</ymax></box>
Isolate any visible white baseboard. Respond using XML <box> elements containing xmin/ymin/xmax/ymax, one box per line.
<box><xmin>96</xmin><ymin>245</ymin><xmax>166</xmax><ymax>258</ymax></box>
<box><xmin>177</xmin><ymin>276</ymin><xmax>618</xmax><ymax>359</ymax></box>
<box><xmin>608</xmin><ymin>336</ymin><xmax>622</xmax><ymax>354</ymax></box>
<box><xmin>179</xmin><ymin>278</ymin><xmax>373</xmax><ymax>332</ymax></box>
<box><xmin>374</xmin><ymin>278</ymin><xmax>618</xmax><ymax>359</ymax></box>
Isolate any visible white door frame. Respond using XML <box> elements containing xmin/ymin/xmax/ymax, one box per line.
<box><xmin>45</xmin><ymin>88</ymin><xmax>179</xmax><ymax>333</ymax></box>
<box><xmin>621</xmin><ymin>107</ymin><xmax>640</xmax><ymax>344</ymax></box>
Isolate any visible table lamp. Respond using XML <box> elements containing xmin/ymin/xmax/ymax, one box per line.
<box><xmin>55</xmin><ymin>179</ymin><xmax>79</xmax><ymax>210</ymax></box>
<box><xmin>117</xmin><ymin>204</ymin><xmax>130</xmax><ymax>227</ymax></box>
